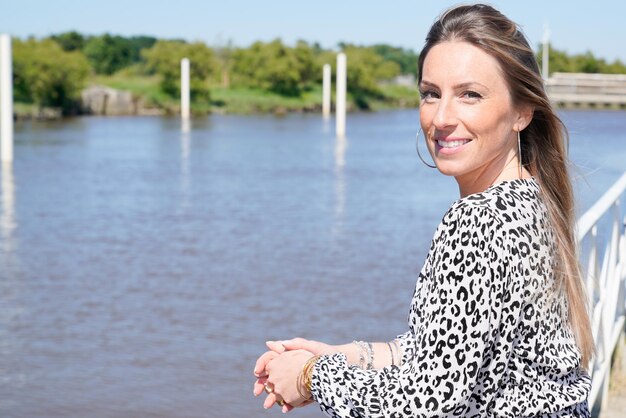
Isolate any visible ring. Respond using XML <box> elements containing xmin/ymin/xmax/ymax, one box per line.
<box><xmin>264</xmin><ymin>383</ymin><xmax>273</xmax><ymax>394</ymax></box>
<box><xmin>277</xmin><ymin>400</ymin><xmax>286</xmax><ymax>407</ymax></box>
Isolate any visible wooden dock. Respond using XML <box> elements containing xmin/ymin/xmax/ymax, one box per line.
<box><xmin>546</xmin><ymin>72</ymin><xmax>626</xmax><ymax>109</ymax></box>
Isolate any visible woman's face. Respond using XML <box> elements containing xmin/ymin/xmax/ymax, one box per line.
<box><xmin>419</xmin><ymin>40</ymin><xmax>529</xmax><ymax>195</ymax></box>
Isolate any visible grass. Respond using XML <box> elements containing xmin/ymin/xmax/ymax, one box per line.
<box><xmin>210</xmin><ymin>85</ymin><xmax>324</xmax><ymax>114</ymax></box>
<box><xmin>90</xmin><ymin>73</ymin><xmax>173</xmax><ymax>110</ymax></box>
<box><xmin>375</xmin><ymin>84</ymin><xmax>420</xmax><ymax>109</ymax></box>
<box><xmin>14</xmin><ymin>102</ymin><xmax>63</xmax><ymax>119</ymax></box>
<box><xmin>86</xmin><ymin>73</ymin><xmax>421</xmax><ymax>115</ymax></box>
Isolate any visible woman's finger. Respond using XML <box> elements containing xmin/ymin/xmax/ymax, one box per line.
<box><xmin>263</xmin><ymin>392</ymin><xmax>278</xmax><ymax>409</ymax></box>
<box><xmin>252</xmin><ymin>376</ymin><xmax>268</xmax><ymax>397</ymax></box>
<box><xmin>253</xmin><ymin>350</ymin><xmax>279</xmax><ymax>377</ymax></box>
<box><xmin>282</xmin><ymin>338</ymin><xmax>332</xmax><ymax>355</ymax></box>
<box><xmin>281</xmin><ymin>338</ymin><xmax>314</xmax><ymax>351</ymax></box>
<box><xmin>266</xmin><ymin>340</ymin><xmax>286</xmax><ymax>354</ymax></box>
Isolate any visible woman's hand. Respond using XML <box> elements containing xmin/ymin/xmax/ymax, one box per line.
<box><xmin>253</xmin><ymin>338</ymin><xmax>338</xmax><ymax>412</ymax></box>
<box><xmin>265</xmin><ymin>349</ymin><xmax>315</xmax><ymax>406</ymax></box>
<box><xmin>279</xmin><ymin>338</ymin><xmax>339</xmax><ymax>356</ymax></box>
<box><xmin>254</xmin><ymin>338</ymin><xmax>337</xmax><ymax>380</ymax></box>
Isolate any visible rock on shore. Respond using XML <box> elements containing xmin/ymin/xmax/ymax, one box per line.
<box><xmin>81</xmin><ymin>85</ymin><xmax>163</xmax><ymax>116</ymax></box>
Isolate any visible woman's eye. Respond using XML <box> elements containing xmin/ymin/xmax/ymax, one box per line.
<box><xmin>462</xmin><ymin>91</ymin><xmax>482</xmax><ymax>100</ymax></box>
<box><xmin>419</xmin><ymin>90</ymin><xmax>440</xmax><ymax>101</ymax></box>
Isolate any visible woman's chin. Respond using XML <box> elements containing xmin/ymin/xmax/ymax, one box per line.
<box><xmin>432</xmin><ymin>163</ymin><xmax>462</xmax><ymax>178</ymax></box>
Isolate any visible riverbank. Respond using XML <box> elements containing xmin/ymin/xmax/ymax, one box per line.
<box><xmin>13</xmin><ymin>75</ymin><xmax>420</xmax><ymax>120</ymax></box>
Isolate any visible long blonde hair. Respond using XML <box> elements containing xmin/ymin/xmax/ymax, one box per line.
<box><xmin>418</xmin><ymin>4</ymin><xmax>593</xmax><ymax>366</ymax></box>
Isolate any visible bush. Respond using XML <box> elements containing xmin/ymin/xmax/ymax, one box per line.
<box><xmin>537</xmin><ymin>44</ymin><xmax>626</xmax><ymax>75</ymax></box>
<box><xmin>230</xmin><ymin>39</ymin><xmax>318</xmax><ymax>96</ymax></box>
<box><xmin>50</xmin><ymin>31</ymin><xmax>85</xmax><ymax>52</ymax></box>
<box><xmin>13</xmin><ymin>38</ymin><xmax>90</xmax><ymax>113</ymax></box>
<box><xmin>83</xmin><ymin>34</ymin><xmax>134</xmax><ymax>75</ymax></box>
<box><xmin>142</xmin><ymin>40</ymin><xmax>216</xmax><ymax>102</ymax></box>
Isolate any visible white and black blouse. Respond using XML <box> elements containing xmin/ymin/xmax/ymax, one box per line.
<box><xmin>310</xmin><ymin>178</ymin><xmax>591</xmax><ymax>417</ymax></box>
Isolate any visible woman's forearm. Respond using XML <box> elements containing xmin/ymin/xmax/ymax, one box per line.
<box><xmin>335</xmin><ymin>340</ymin><xmax>403</xmax><ymax>370</ymax></box>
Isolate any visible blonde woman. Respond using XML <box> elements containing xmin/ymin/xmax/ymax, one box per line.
<box><xmin>254</xmin><ymin>4</ymin><xmax>593</xmax><ymax>417</ymax></box>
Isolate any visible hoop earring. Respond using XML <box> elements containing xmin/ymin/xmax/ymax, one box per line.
<box><xmin>416</xmin><ymin>129</ymin><xmax>436</xmax><ymax>169</ymax></box>
<box><xmin>517</xmin><ymin>129</ymin><xmax>522</xmax><ymax>179</ymax></box>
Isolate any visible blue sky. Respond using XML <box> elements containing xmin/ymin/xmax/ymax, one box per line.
<box><xmin>2</xmin><ymin>0</ymin><xmax>625</xmax><ymax>62</ymax></box>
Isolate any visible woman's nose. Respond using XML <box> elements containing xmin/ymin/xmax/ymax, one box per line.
<box><xmin>433</xmin><ymin>97</ymin><xmax>456</xmax><ymax>129</ymax></box>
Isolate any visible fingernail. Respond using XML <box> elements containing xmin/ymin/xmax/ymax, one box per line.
<box><xmin>266</xmin><ymin>340</ymin><xmax>274</xmax><ymax>344</ymax></box>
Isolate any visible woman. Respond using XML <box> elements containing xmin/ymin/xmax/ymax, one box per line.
<box><xmin>253</xmin><ymin>4</ymin><xmax>593</xmax><ymax>417</ymax></box>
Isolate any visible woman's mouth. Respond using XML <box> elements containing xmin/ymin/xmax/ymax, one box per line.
<box><xmin>436</xmin><ymin>139</ymin><xmax>471</xmax><ymax>148</ymax></box>
<box><xmin>434</xmin><ymin>138</ymin><xmax>472</xmax><ymax>155</ymax></box>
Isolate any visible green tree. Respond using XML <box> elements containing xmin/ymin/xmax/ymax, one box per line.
<box><xmin>142</xmin><ymin>40</ymin><xmax>216</xmax><ymax>101</ymax></box>
<box><xmin>83</xmin><ymin>34</ymin><xmax>133</xmax><ymax>74</ymax></box>
<box><xmin>537</xmin><ymin>44</ymin><xmax>626</xmax><ymax>75</ymax></box>
<box><xmin>372</xmin><ymin>44</ymin><xmax>418</xmax><ymax>75</ymax></box>
<box><xmin>127</xmin><ymin>35</ymin><xmax>157</xmax><ymax>63</ymax></box>
<box><xmin>600</xmin><ymin>59</ymin><xmax>626</xmax><ymax>74</ymax></box>
<box><xmin>213</xmin><ymin>37</ymin><xmax>235</xmax><ymax>87</ymax></box>
<box><xmin>50</xmin><ymin>31</ymin><xmax>85</xmax><ymax>51</ymax></box>
<box><xmin>312</xmin><ymin>44</ymin><xmax>403</xmax><ymax>108</ymax></box>
<box><xmin>230</xmin><ymin>39</ymin><xmax>317</xmax><ymax>96</ymax></box>
<box><xmin>340</xmin><ymin>45</ymin><xmax>401</xmax><ymax>107</ymax></box>
<box><xmin>13</xmin><ymin>38</ymin><xmax>90</xmax><ymax>113</ymax></box>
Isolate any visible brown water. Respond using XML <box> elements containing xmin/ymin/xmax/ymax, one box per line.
<box><xmin>0</xmin><ymin>110</ymin><xmax>624</xmax><ymax>418</ymax></box>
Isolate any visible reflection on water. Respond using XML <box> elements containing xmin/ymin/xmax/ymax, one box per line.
<box><xmin>0</xmin><ymin>160</ymin><xmax>23</xmax><ymax>416</ymax></box>
<box><xmin>0</xmin><ymin>111</ymin><xmax>624</xmax><ymax>418</ymax></box>
<box><xmin>1</xmin><ymin>162</ymin><xmax>16</xmax><ymax>248</ymax></box>
<box><xmin>333</xmin><ymin>133</ymin><xmax>347</xmax><ymax>238</ymax></box>
<box><xmin>181</xmin><ymin>118</ymin><xmax>191</xmax><ymax>134</ymax></box>
<box><xmin>180</xmin><ymin>125</ymin><xmax>191</xmax><ymax>213</ymax></box>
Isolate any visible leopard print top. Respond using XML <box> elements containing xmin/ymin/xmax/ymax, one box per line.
<box><xmin>310</xmin><ymin>178</ymin><xmax>591</xmax><ymax>417</ymax></box>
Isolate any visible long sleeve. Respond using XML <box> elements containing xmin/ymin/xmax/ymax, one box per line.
<box><xmin>310</xmin><ymin>204</ymin><xmax>525</xmax><ymax>418</ymax></box>
<box><xmin>394</xmin><ymin>330</ymin><xmax>415</xmax><ymax>367</ymax></box>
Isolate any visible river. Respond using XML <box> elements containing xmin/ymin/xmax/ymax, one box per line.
<box><xmin>0</xmin><ymin>109</ymin><xmax>624</xmax><ymax>418</ymax></box>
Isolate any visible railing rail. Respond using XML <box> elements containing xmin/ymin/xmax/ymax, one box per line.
<box><xmin>578</xmin><ymin>171</ymin><xmax>626</xmax><ymax>411</ymax></box>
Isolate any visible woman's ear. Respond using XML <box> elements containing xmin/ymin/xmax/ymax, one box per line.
<box><xmin>516</xmin><ymin>104</ymin><xmax>534</xmax><ymax>131</ymax></box>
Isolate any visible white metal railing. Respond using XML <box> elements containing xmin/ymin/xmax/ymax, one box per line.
<box><xmin>577</xmin><ymin>171</ymin><xmax>626</xmax><ymax>410</ymax></box>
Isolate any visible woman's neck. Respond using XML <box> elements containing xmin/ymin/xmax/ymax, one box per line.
<box><xmin>456</xmin><ymin>153</ymin><xmax>530</xmax><ymax>198</ymax></box>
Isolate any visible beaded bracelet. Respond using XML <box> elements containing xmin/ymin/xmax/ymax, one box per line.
<box><xmin>365</xmin><ymin>342</ymin><xmax>375</xmax><ymax>370</ymax></box>
<box><xmin>352</xmin><ymin>340</ymin><xmax>368</xmax><ymax>369</ymax></box>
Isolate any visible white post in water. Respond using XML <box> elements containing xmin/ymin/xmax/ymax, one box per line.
<box><xmin>0</xmin><ymin>34</ymin><xmax>14</xmax><ymax>163</ymax></box>
<box><xmin>336</xmin><ymin>53</ymin><xmax>347</xmax><ymax>138</ymax></box>
<box><xmin>542</xmin><ymin>24</ymin><xmax>550</xmax><ymax>81</ymax></box>
<box><xmin>322</xmin><ymin>64</ymin><xmax>331</xmax><ymax>118</ymax></box>
<box><xmin>181</xmin><ymin>58</ymin><xmax>190</xmax><ymax>128</ymax></box>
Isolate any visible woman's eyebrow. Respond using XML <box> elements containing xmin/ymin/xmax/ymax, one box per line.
<box><xmin>420</xmin><ymin>80</ymin><xmax>490</xmax><ymax>91</ymax></box>
<box><xmin>419</xmin><ymin>80</ymin><xmax>438</xmax><ymax>89</ymax></box>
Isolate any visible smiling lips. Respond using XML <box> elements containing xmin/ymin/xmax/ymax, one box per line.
<box><xmin>435</xmin><ymin>138</ymin><xmax>472</xmax><ymax>153</ymax></box>
<box><xmin>437</xmin><ymin>139</ymin><xmax>471</xmax><ymax>148</ymax></box>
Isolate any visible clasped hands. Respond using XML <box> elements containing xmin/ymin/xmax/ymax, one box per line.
<box><xmin>253</xmin><ymin>338</ymin><xmax>337</xmax><ymax>413</ymax></box>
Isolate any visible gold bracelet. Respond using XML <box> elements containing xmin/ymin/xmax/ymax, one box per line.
<box><xmin>303</xmin><ymin>355</ymin><xmax>320</xmax><ymax>393</ymax></box>
<box><xmin>296</xmin><ymin>354</ymin><xmax>320</xmax><ymax>400</ymax></box>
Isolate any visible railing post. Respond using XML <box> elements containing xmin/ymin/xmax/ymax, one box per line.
<box><xmin>578</xmin><ymin>171</ymin><xmax>626</xmax><ymax>412</ymax></box>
